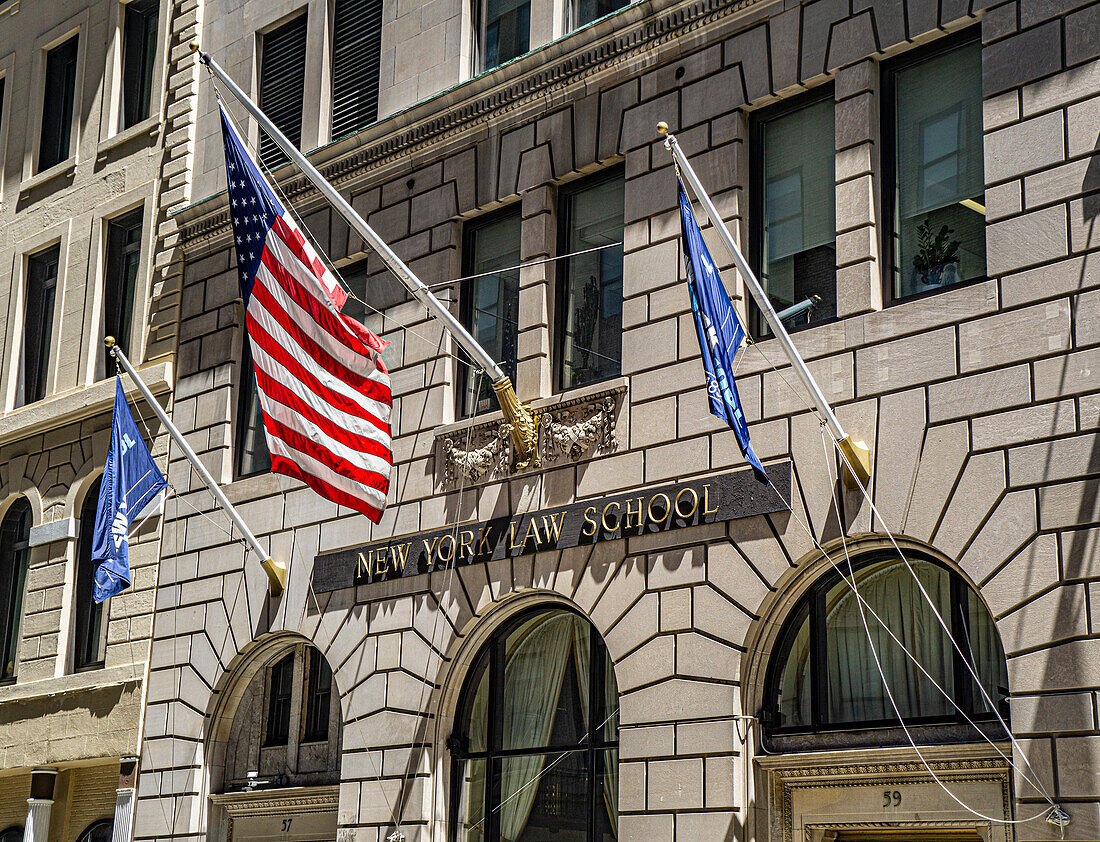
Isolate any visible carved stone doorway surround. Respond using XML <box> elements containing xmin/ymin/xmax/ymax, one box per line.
<box><xmin>208</xmin><ymin>785</ymin><xmax>338</xmax><ymax>842</ymax></box>
<box><xmin>758</xmin><ymin>745</ymin><xmax>1012</xmax><ymax>842</ymax></box>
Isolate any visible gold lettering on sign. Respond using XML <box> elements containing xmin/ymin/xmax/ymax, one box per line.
<box><xmin>581</xmin><ymin>506</ymin><xmax>598</xmax><ymax>537</ymax></box>
<box><xmin>356</xmin><ymin>552</ymin><xmax>371</xmax><ymax>579</ymax></box>
<box><xmin>459</xmin><ymin>530</ymin><xmax>475</xmax><ymax>559</ymax></box>
<box><xmin>393</xmin><ymin>543</ymin><xmax>411</xmax><ymax>573</ymax></box>
<box><xmin>542</xmin><ymin>512</ymin><xmax>566</xmax><ymax>542</ymax></box>
<box><xmin>477</xmin><ymin>526</ymin><xmax>494</xmax><ymax>554</ymax></box>
<box><xmin>423</xmin><ymin>536</ymin><xmax>441</xmax><ymax>558</ymax></box>
<box><xmin>675</xmin><ymin>487</ymin><xmax>699</xmax><ymax>519</ymax></box>
<box><xmin>509</xmin><ymin>521</ymin><xmax>524</xmax><ymax>551</ymax></box>
<box><xmin>623</xmin><ymin>497</ymin><xmax>643</xmax><ymax>529</ymax></box>
<box><xmin>648</xmin><ymin>493</ymin><xmax>671</xmax><ymax>525</ymax></box>
<box><xmin>703</xmin><ymin>484</ymin><xmax>718</xmax><ymax>517</ymax></box>
<box><xmin>437</xmin><ymin>534</ymin><xmax>456</xmax><ymax>563</ymax></box>
<box><xmin>601</xmin><ymin>502</ymin><xmax>621</xmax><ymax>532</ymax></box>
<box><xmin>521</xmin><ymin>518</ymin><xmax>543</xmax><ymax>550</ymax></box>
<box><xmin>373</xmin><ymin>552</ymin><xmax>387</xmax><ymax>578</ymax></box>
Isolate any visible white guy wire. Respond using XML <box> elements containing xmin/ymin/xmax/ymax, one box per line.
<box><xmin>816</xmin><ymin>427</ymin><xmax>1058</xmax><ymax>828</ymax></box>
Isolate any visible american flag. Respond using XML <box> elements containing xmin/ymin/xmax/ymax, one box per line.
<box><xmin>219</xmin><ymin>105</ymin><xmax>393</xmax><ymax>522</ymax></box>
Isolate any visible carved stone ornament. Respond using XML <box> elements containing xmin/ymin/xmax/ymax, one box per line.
<box><xmin>541</xmin><ymin>396</ymin><xmax>617</xmax><ymax>465</ymax></box>
<box><xmin>437</xmin><ymin>385</ymin><xmax>623</xmax><ymax>489</ymax></box>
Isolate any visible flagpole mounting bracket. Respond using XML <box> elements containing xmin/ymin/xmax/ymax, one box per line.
<box><xmin>838</xmin><ymin>435</ymin><xmax>872</xmax><ymax>490</ymax></box>
<box><xmin>493</xmin><ymin>377</ymin><xmax>541</xmax><ymax>471</ymax></box>
<box><xmin>261</xmin><ymin>558</ymin><xmax>287</xmax><ymax>597</ymax></box>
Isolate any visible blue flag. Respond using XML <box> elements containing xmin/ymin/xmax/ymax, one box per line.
<box><xmin>91</xmin><ymin>379</ymin><xmax>168</xmax><ymax>603</ymax></box>
<box><xmin>678</xmin><ymin>181</ymin><xmax>767</xmax><ymax>483</ymax></box>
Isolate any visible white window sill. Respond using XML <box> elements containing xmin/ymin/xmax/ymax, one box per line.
<box><xmin>19</xmin><ymin>157</ymin><xmax>77</xmax><ymax>195</ymax></box>
<box><xmin>97</xmin><ymin>115</ymin><xmax>161</xmax><ymax>158</ymax></box>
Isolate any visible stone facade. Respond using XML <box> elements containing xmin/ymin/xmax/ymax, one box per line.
<box><xmin>136</xmin><ymin>0</ymin><xmax>1100</xmax><ymax>841</ymax></box>
<box><xmin>0</xmin><ymin>0</ymin><xmax>185</xmax><ymax>838</ymax></box>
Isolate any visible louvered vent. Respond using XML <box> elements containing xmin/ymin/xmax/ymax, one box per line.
<box><xmin>330</xmin><ymin>0</ymin><xmax>384</xmax><ymax>140</ymax></box>
<box><xmin>258</xmin><ymin>14</ymin><xmax>308</xmax><ymax>170</ymax></box>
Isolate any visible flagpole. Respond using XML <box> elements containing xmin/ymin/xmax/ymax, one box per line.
<box><xmin>191</xmin><ymin>44</ymin><xmax>541</xmax><ymax>470</ymax></box>
<box><xmin>105</xmin><ymin>338</ymin><xmax>287</xmax><ymax>596</ymax></box>
<box><xmin>657</xmin><ymin>123</ymin><xmax>871</xmax><ymax>488</ymax></box>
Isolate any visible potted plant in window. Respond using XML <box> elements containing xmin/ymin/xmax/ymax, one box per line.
<box><xmin>911</xmin><ymin>220</ymin><xmax>961</xmax><ymax>289</ymax></box>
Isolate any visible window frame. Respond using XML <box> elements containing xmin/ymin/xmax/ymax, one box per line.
<box><xmin>73</xmin><ymin>477</ymin><xmax>108</xmax><ymax>673</ymax></box>
<box><xmin>748</xmin><ymin>83</ymin><xmax>837</xmax><ymax>340</ymax></box>
<box><xmin>255</xmin><ymin>10</ymin><xmax>310</xmax><ymax>171</ymax></box>
<box><xmin>0</xmin><ymin>54</ymin><xmax>13</xmax><ymax>202</ymax></box>
<box><xmin>448</xmin><ymin>605</ymin><xmax>619</xmax><ymax>842</ymax></box>
<box><xmin>475</xmin><ymin>0</ymin><xmax>533</xmax><ymax>73</ymax></box>
<box><xmin>329</xmin><ymin>0</ymin><xmax>384</xmax><ymax>141</ymax></box>
<box><xmin>37</xmin><ymin>34</ymin><xmax>80</xmax><ymax>175</ymax></box>
<box><xmin>264</xmin><ymin>652</ymin><xmax>296</xmax><ymax>747</ymax></box>
<box><xmin>99</xmin><ymin>206</ymin><xmax>146</xmax><ymax>380</ymax></box>
<box><xmin>234</xmin><ymin>341</ymin><xmax>271</xmax><ymax>480</ymax></box>
<box><xmin>18</xmin><ymin>243</ymin><xmax>62</xmax><ymax>408</ymax></box>
<box><xmin>880</xmin><ymin>28</ymin><xmax>987</xmax><ymax>308</ymax></box>
<box><xmin>302</xmin><ymin>647</ymin><xmax>333</xmax><ymax>744</ymax></box>
<box><xmin>119</xmin><ymin>0</ymin><xmax>160</xmax><ymax>132</ymax></box>
<box><xmin>0</xmin><ymin>500</ymin><xmax>32</xmax><ymax>683</ymax></box>
<box><xmin>762</xmin><ymin>552</ymin><xmax>1010</xmax><ymax>752</ymax></box>
<box><xmin>74</xmin><ymin>819</ymin><xmax>114</xmax><ymax>842</ymax></box>
<box><xmin>459</xmin><ymin>205</ymin><xmax>522</xmax><ymax>419</ymax></box>
<box><xmin>554</xmin><ymin>167</ymin><xmax>626</xmax><ymax>395</ymax></box>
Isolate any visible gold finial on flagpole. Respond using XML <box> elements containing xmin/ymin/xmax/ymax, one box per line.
<box><xmin>656</xmin><ymin>121</ymin><xmax>669</xmax><ymax>135</ymax></box>
<box><xmin>103</xmin><ymin>336</ymin><xmax>116</xmax><ymax>348</ymax></box>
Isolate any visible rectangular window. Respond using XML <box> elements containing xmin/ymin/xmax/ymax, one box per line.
<box><xmin>480</xmin><ymin>0</ymin><xmax>529</xmax><ymax>71</ymax></box>
<box><xmin>101</xmin><ymin>208</ymin><xmax>144</xmax><ymax>379</ymax></box>
<box><xmin>885</xmin><ymin>35</ymin><xmax>985</xmax><ymax>302</ymax></box>
<box><xmin>461</xmin><ymin>210</ymin><xmax>520</xmax><ymax>416</ymax></box>
<box><xmin>265</xmin><ymin>653</ymin><xmax>295</xmax><ymax>746</ymax></box>
<box><xmin>302</xmin><ymin>649</ymin><xmax>332</xmax><ymax>743</ymax></box>
<box><xmin>570</xmin><ymin>0</ymin><xmax>627</xmax><ymax>29</ymax></box>
<box><xmin>236</xmin><ymin>346</ymin><xmax>272</xmax><ymax>478</ymax></box>
<box><xmin>18</xmin><ymin>245</ymin><xmax>60</xmax><ymax>407</ymax></box>
<box><xmin>39</xmin><ymin>35</ymin><xmax>79</xmax><ymax>172</ymax></box>
<box><xmin>750</xmin><ymin>90</ymin><xmax>836</xmax><ymax>335</ymax></box>
<box><xmin>74</xmin><ymin>478</ymin><xmax>106</xmax><ymax>671</ymax></box>
<box><xmin>120</xmin><ymin>0</ymin><xmax>159</xmax><ymax>130</ymax></box>
<box><xmin>558</xmin><ymin>172</ymin><xmax>624</xmax><ymax>391</ymax></box>
<box><xmin>0</xmin><ymin>502</ymin><xmax>31</xmax><ymax>680</ymax></box>
<box><xmin>331</xmin><ymin>0</ymin><xmax>383</xmax><ymax>139</ymax></box>
<box><xmin>258</xmin><ymin>14</ymin><xmax>308</xmax><ymax>170</ymax></box>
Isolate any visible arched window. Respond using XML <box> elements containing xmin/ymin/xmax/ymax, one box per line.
<box><xmin>221</xmin><ymin>643</ymin><xmax>342</xmax><ymax>793</ymax></box>
<box><xmin>763</xmin><ymin>553</ymin><xmax>1009</xmax><ymax>749</ymax></box>
<box><xmin>450</xmin><ymin>607</ymin><xmax>619</xmax><ymax>842</ymax></box>
<box><xmin>0</xmin><ymin>826</ymin><xmax>23</xmax><ymax>842</ymax></box>
<box><xmin>0</xmin><ymin>499</ymin><xmax>32</xmax><ymax>679</ymax></box>
<box><xmin>74</xmin><ymin>478</ymin><xmax>106</xmax><ymax>671</ymax></box>
<box><xmin>75</xmin><ymin>819</ymin><xmax>113</xmax><ymax>842</ymax></box>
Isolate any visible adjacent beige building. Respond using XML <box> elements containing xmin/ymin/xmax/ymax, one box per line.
<box><xmin>0</xmin><ymin>0</ymin><xmax>184</xmax><ymax>839</ymax></box>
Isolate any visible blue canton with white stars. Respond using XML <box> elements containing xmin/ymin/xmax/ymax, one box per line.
<box><xmin>220</xmin><ymin>105</ymin><xmax>286</xmax><ymax>304</ymax></box>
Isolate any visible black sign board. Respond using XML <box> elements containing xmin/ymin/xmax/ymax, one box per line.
<box><xmin>311</xmin><ymin>461</ymin><xmax>791</xmax><ymax>592</ymax></box>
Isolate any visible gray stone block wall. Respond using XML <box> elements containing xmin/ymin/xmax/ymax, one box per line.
<box><xmin>141</xmin><ymin>0</ymin><xmax>1100</xmax><ymax>839</ymax></box>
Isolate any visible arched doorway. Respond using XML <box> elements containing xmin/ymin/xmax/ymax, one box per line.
<box><xmin>752</xmin><ymin>546</ymin><xmax>1015</xmax><ymax>842</ymax></box>
<box><xmin>208</xmin><ymin>642</ymin><xmax>341</xmax><ymax>842</ymax></box>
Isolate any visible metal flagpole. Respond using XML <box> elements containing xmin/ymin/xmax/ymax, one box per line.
<box><xmin>105</xmin><ymin>338</ymin><xmax>287</xmax><ymax>596</ymax></box>
<box><xmin>657</xmin><ymin>122</ymin><xmax>872</xmax><ymax>487</ymax></box>
<box><xmin>191</xmin><ymin>44</ymin><xmax>541</xmax><ymax>470</ymax></box>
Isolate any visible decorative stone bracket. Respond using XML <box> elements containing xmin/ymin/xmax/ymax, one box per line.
<box><xmin>436</xmin><ymin>383</ymin><xmax>625</xmax><ymax>489</ymax></box>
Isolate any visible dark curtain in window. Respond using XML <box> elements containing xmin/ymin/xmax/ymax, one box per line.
<box><xmin>39</xmin><ymin>35</ymin><xmax>79</xmax><ymax>171</ymax></box>
<box><xmin>74</xmin><ymin>478</ymin><xmax>106</xmax><ymax>671</ymax></box>
<box><xmin>265</xmin><ymin>653</ymin><xmax>295</xmax><ymax>745</ymax></box>
<box><xmin>121</xmin><ymin>0</ymin><xmax>159</xmax><ymax>130</ymax></box>
<box><xmin>258</xmin><ymin>15</ymin><xmax>308</xmax><ymax>170</ymax></box>
<box><xmin>101</xmin><ymin>208</ymin><xmax>144</xmax><ymax>379</ymax></box>
<box><xmin>0</xmin><ymin>501</ymin><xmax>32</xmax><ymax>679</ymax></box>
<box><xmin>331</xmin><ymin>0</ymin><xmax>383</xmax><ymax>138</ymax></box>
<box><xmin>19</xmin><ymin>245</ymin><xmax>60</xmax><ymax>407</ymax></box>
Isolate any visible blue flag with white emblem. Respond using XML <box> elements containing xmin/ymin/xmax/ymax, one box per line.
<box><xmin>91</xmin><ymin>378</ymin><xmax>168</xmax><ymax>602</ymax></box>
<box><xmin>678</xmin><ymin>180</ymin><xmax>767</xmax><ymax>483</ymax></box>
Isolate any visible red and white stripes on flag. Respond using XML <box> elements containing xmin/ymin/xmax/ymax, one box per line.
<box><xmin>220</xmin><ymin>105</ymin><xmax>393</xmax><ymax>522</ymax></box>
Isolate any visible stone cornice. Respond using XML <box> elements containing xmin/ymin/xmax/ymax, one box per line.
<box><xmin>177</xmin><ymin>0</ymin><xmax>773</xmax><ymax>255</ymax></box>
